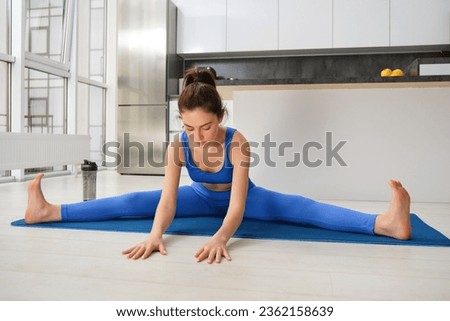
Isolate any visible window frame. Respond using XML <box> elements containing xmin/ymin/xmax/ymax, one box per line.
<box><xmin>0</xmin><ymin>0</ymin><xmax>12</xmax><ymax>178</ymax></box>
<box><xmin>0</xmin><ymin>0</ymin><xmax>12</xmax><ymax>133</ymax></box>
<box><xmin>24</xmin><ymin>0</ymin><xmax>75</xmax><ymax>70</ymax></box>
<box><xmin>22</xmin><ymin>0</ymin><xmax>75</xmax><ymax>137</ymax></box>
<box><xmin>0</xmin><ymin>0</ymin><xmax>11</xmax><ymax>55</ymax></box>
<box><xmin>76</xmin><ymin>0</ymin><xmax>108</xmax><ymax>165</ymax></box>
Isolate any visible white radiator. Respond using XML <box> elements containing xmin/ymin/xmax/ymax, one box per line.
<box><xmin>0</xmin><ymin>133</ymin><xmax>90</xmax><ymax>171</ymax></box>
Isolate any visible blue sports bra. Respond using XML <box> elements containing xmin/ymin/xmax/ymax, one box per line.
<box><xmin>181</xmin><ymin>127</ymin><xmax>236</xmax><ymax>184</ymax></box>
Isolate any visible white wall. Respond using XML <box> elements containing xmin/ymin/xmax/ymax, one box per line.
<box><xmin>233</xmin><ymin>86</ymin><xmax>450</xmax><ymax>203</ymax></box>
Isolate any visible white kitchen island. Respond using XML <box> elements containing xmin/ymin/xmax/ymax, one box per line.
<box><xmin>220</xmin><ymin>82</ymin><xmax>450</xmax><ymax>203</ymax></box>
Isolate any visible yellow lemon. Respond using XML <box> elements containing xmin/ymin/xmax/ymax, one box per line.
<box><xmin>391</xmin><ymin>69</ymin><xmax>405</xmax><ymax>77</ymax></box>
<box><xmin>380</xmin><ymin>68</ymin><xmax>392</xmax><ymax>77</ymax></box>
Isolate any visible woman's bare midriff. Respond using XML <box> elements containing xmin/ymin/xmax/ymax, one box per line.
<box><xmin>202</xmin><ymin>182</ymin><xmax>232</xmax><ymax>191</ymax></box>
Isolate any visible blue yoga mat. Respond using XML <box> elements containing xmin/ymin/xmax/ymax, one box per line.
<box><xmin>11</xmin><ymin>214</ymin><xmax>450</xmax><ymax>247</ymax></box>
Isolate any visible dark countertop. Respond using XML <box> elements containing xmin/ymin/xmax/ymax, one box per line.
<box><xmin>215</xmin><ymin>75</ymin><xmax>450</xmax><ymax>86</ymax></box>
<box><xmin>184</xmin><ymin>46</ymin><xmax>450</xmax><ymax>88</ymax></box>
<box><xmin>170</xmin><ymin>76</ymin><xmax>450</xmax><ymax>100</ymax></box>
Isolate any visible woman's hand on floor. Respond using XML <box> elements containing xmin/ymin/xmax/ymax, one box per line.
<box><xmin>194</xmin><ymin>236</ymin><xmax>231</xmax><ymax>264</ymax></box>
<box><xmin>122</xmin><ymin>233</ymin><xmax>167</xmax><ymax>260</ymax></box>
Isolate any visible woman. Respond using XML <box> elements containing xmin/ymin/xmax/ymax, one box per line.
<box><xmin>25</xmin><ymin>68</ymin><xmax>411</xmax><ymax>264</ymax></box>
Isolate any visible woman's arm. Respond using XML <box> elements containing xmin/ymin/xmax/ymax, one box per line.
<box><xmin>195</xmin><ymin>131</ymin><xmax>251</xmax><ymax>264</ymax></box>
<box><xmin>122</xmin><ymin>138</ymin><xmax>183</xmax><ymax>260</ymax></box>
<box><xmin>150</xmin><ymin>139</ymin><xmax>183</xmax><ymax>236</ymax></box>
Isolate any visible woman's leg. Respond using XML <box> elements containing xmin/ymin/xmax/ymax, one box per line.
<box><xmin>244</xmin><ymin>180</ymin><xmax>411</xmax><ymax>239</ymax></box>
<box><xmin>25</xmin><ymin>174</ymin><xmax>219</xmax><ymax>223</ymax></box>
<box><xmin>60</xmin><ymin>190</ymin><xmax>161</xmax><ymax>221</ymax></box>
<box><xmin>62</xmin><ymin>184</ymin><xmax>218</xmax><ymax>221</ymax></box>
<box><xmin>244</xmin><ymin>186</ymin><xmax>376</xmax><ymax>234</ymax></box>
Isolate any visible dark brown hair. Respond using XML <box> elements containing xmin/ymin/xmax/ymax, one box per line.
<box><xmin>178</xmin><ymin>67</ymin><xmax>225</xmax><ymax>119</ymax></box>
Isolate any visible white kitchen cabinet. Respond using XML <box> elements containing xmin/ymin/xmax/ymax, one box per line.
<box><xmin>279</xmin><ymin>0</ymin><xmax>332</xmax><ymax>50</ymax></box>
<box><xmin>174</xmin><ymin>0</ymin><xmax>226</xmax><ymax>54</ymax></box>
<box><xmin>391</xmin><ymin>0</ymin><xmax>450</xmax><ymax>46</ymax></box>
<box><xmin>226</xmin><ymin>0</ymin><xmax>278</xmax><ymax>52</ymax></box>
<box><xmin>333</xmin><ymin>0</ymin><xmax>390</xmax><ymax>48</ymax></box>
<box><xmin>175</xmin><ymin>0</ymin><xmax>449</xmax><ymax>55</ymax></box>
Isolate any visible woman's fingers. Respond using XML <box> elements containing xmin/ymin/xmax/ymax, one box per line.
<box><xmin>124</xmin><ymin>246</ymin><xmax>137</xmax><ymax>259</ymax></box>
<box><xmin>207</xmin><ymin>248</ymin><xmax>217</xmax><ymax>264</ymax></box>
<box><xmin>131</xmin><ymin>246</ymin><xmax>146</xmax><ymax>260</ymax></box>
<box><xmin>122</xmin><ymin>244</ymin><xmax>152</xmax><ymax>260</ymax></box>
<box><xmin>125</xmin><ymin>242</ymin><xmax>231</xmax><ymax>263</ymax></box>
<box><xmin>142</xmin><ymin>245</ymin><xmax>156</xmax><ymax>259</ymax></box>
<box><xmin>222</xmin><ymin>248</ymin><xmax>232</xmax><ymax>262</ymax></box>
<box><xmin>195</xmin><ymin>247</ymin><xmax>209</xmax><ymax>262</ymax></box>
<box><xmin>123</xmin><ymin>237</ymin><xmax>167</xmax><ymax>260</ymax></box>
<box><xmin>214</xmin><ymin>248</ymin><xmax>222</xmax><ymax>263</ymax></box>
<box><xmin>195</xmin><ymin>246</ymin><xmax>230</xmax><ymax>264</ymax></box>
<box><xmin>158</xmin><ymin>243</ymin><xmax>167</xmax><ymax>256</ymax></box>
<box><xmin>194</xmin><ymin>247</ymin><xmax>203</xmax><ymax>258</ymax></box>
<box><xmin>121</xmin><ymin>246</ymin><xmax>134</xmax><ymax>255</ymax></box>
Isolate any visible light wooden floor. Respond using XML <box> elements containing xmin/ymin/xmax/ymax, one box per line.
<box><xmin>1</xmin><ymin>171</ymin><xmax>449</xmax><ymax>301</ymax></box>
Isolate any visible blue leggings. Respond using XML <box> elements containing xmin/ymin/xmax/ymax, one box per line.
<box><xmin>61</xmin><ymin>181</ymin><xmax>377</xmax><ymax>235</ymax></box>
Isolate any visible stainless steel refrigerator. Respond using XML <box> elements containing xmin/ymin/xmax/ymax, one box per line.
<box><xmin>117</xmin><ymin>0</ymin><xmax>178</xmax><ymax>175</ymax></box>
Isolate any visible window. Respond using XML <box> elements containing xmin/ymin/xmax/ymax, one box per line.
<box><xmin>0</xmin><ymin>0</ymin><xmax>11</xmax><ymax>134</ymax></box>
<box><xmin>2</xmin><ymin>0</ymin><xmax>109</xmax><ymax>180</ymax></box>
<box><xmin>20</xmin><ymin>0</ymin><xmax>73</xmax><ymax>175</ymax></box>
<box><xmin>0</xmin><ymin>63</ymin><xmax>8</xmax><ymax>134</ymax></box>
<box><xmin>77</xmin><ymin>0</ymin><xmax>107</xmax><ymax>165</ymax></box>
<box><xmin>0</xmin><ymin>0</ymin><xmax>11</xmax><ymax>178</ymax></box>
<box><xmin>23</xmin><ymin>68</ymin><xmax>66</xmax><ymax>174</ymax></box>
<box><xmin>0</xmin><ymin>0</ymin><xmax>10</xmax><ymax>54</ymax></box>
<box><xmin>24</xmin><ymin>68</ymin><xmax>65</xmax><ymax>134</ymax></box>
<box><xmin>24</xmin><ymin>0</ymin><xmax>74</xmax><ymax>135</ymax></box>
<box><xmin>0</xmin><ymin>61</ymin><xmax>9</xmax><ymax>179</ymax></box>
<box><xmin>77</xmin><ymin>83</ymin><xmax>105</xmax><ymax>162</ymax></box>
<box><xmin>25</xmin><ymin>0</ymin><xmax>68</xmax><ymax>63</ymax></box>
<box><xmin>78</xmin><ymin>0</ymin><xmax>106</xmax><ymax>82</ymax></box>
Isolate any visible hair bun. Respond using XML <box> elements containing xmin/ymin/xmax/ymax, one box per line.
<box><xmin>183</xmin><ymin>67</ymin><xmax>217</xmax><ymax>89</ymax></box>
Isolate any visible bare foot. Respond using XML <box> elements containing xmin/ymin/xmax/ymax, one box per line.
<box><xmin>24</xmin><ymin>174</ymin><xmax>61</xmax><ymax>224</ymax></box>
<box><xmin>374</xmin><ymin>180</ymin><xmax>411</xmax><ymax>240</ymax></box>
